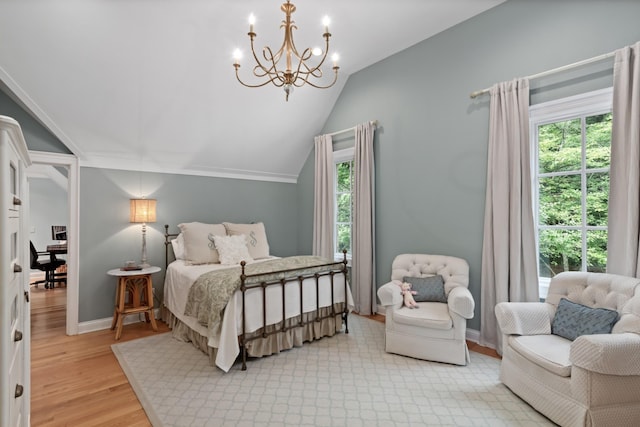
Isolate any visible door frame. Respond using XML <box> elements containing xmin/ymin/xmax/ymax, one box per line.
<box><xmin>27</xmin><ymin>151</ymin><xmax>79</xmax><ymax>335</ymax></box>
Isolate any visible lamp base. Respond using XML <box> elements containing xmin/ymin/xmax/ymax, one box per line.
<box><xmin>139</xmin><ymin>262</ymin><xmax>151</xmax><ymax>269</ymax></box>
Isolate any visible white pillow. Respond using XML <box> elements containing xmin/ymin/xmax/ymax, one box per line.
<box><xmin>223</xmin><ymin>222</ymin><xmax>270</xmax><ymax>259</ymax></box>
<box><xmin>213</xmin><ymin>234</ymin><xmax>253</xmax><ymax>265</ymax></box>
<box><xmin>178</xmin><ymin>222</ymin><xmax>227</xmax><ymax>264</ymax></box>
<box><xmin>170</xmin><ymin>233</ymin><xmax>185</xmax><ymax>260</ymax></box>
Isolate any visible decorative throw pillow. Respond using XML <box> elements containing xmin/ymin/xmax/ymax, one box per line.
<box><xmin>403</xmin><ymin>275</ymin><xmax>447</xmax><ymax>303</ymax></box>
<box><xmin>551</xmin><ymin>298</ymin><xmax>619</xmax><ymax>341</ymax></box>
<box><xmin>223</xmin><ymin>222</ymin><xmax>270</xmax><ymax>259</ymax></box>
<box><xmin>170</xmin><ymin>233</ymin><xmax>185</xmax><ymax>260</ymax></box>
<box><xmin>178</xmin><ymin>222</ymin><xmax>227</xmax><ymax>264</ymax></box>
<box><xmin>213</xmin><ymin>234</ymin><xmax>253</xmax><ymax>265</ymax></box>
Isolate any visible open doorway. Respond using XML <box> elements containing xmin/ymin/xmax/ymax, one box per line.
<box><xmin>28</xmin><ymin>164</ymin><xmax>69</xmax><ymax>335</ymax></box>
<box><xmin>27</xmin><ymin>151</ymin><xmax>79</xmax><ymax>336</ymax></box>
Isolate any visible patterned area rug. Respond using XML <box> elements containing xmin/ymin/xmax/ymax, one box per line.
<box><xmin>112</xmin><ymin>316</ymin><xmax>554</xmax><ymax>426</ymax></box>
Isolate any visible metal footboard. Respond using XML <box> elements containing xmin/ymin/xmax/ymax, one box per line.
<box><xmin>238</xmin><ymin>251</ymin><xmax>349</xmax><ymax>371</ymax></box>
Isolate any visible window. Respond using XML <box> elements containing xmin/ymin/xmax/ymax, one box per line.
<box><xmin>530</xmin><ymin>88</ymin><xmax>612</xmax><ymax>298</ymax></box>
<box><xmin>334</xmin><ymin>148</ymin><xmax>354</xmax><ymax>260</ymax></box>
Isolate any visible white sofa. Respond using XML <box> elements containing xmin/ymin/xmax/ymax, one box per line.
<box><xmin>377</xmin><ymin>254</ymin><xmax>474</xmax><ymax>365</ymax></box>
<box><xmin>495</xmin><ymin>271</ymin><xmax>640</xmax><ymax>426</ymax></box>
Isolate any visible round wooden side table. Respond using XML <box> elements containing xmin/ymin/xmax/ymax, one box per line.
<box><xmin>107</xmin><ymin>266</ymin><xmax>160</xmax><ymax>340</ymax></box>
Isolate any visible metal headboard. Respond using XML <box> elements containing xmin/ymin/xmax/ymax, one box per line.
<box><xmin>164</xmin><ymin>224</ymin><xmax>180</xmax><ymax>269</ymax></box>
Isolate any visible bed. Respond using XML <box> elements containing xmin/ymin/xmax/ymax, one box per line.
<box><xmin>161</xmin><ymin>222</ymin><xmax>353</xmax><ymax>372</ymax></box>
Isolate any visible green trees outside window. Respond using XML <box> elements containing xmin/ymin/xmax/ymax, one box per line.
<box><xmin>335</xmin><ymin>160</ymin><xmax>354</xmax><ymax>256</ymax></box>
<box><xmin>537</xmin><ymin>112</ymin><xmax>611</xmax><ymax>278</ymax></box>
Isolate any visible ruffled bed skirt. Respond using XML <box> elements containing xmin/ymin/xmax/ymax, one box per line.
<box><xmin>161</xmin><ymin>303</ymin><xmax>347</xmax><ymax>367</ymax></box>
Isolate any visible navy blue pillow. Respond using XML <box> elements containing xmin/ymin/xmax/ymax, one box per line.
<box><xmin>403</xmin><ymin>275</ymin><xmax>447</xmax><ymax>303</ymax></box>
<box><xmin>551</xmin><ymin>298</ymin><xmax>618</xmax><ymax>341</ymax></box>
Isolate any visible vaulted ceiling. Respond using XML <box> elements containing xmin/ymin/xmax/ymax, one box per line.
<box><xmin>0</xmin><ymin>0</ymin><xmax>505</xmax><ymax>182</ymax></box>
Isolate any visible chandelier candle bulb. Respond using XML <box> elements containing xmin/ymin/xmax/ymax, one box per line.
<box><xmin>248</xmin><ymin>14</ymin><xmax>255</xmax><ymax>33</ymax></box>
<box><xmin>323</xmin><ymin>16</ymin><xmax>330</xmax><ymax>34</ymax></box>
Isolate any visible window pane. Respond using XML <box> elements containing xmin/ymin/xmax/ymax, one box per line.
<box><xmin>586</xmin><ymin>230</ymin><xmax>607</xmax><ymax>273</ymax></box>
<box><xmin>586</xmin><ymin>113</ymin><xmax>612</xmax><ymax>169</ymax></box>
<box><xmin>336</xmin><ymin>224</ymin><xmax>351</xmax><ymax>254</ymax></box>
<box><xmin>337</xmin><ymin>193</ymin><xmax>351</xmax><ymax>222</ymax></box>
<box><xmin>538</xmin><ymin>118</ymin><xmax>582</xmax><ymax>173</ymax></box>
<box><xmin>336</xmin><ymin>162</ymin><xmax>351</xmax><ymax>192</ymax></box>
<box><xmin>538</xmin><ymin>229</ymin><xmax>582</xmax><ymax>277</ymax></box>
<box><xmin>539</xmin><ymin>175</ymin><xmax>581</xmax><ymax>226</ymax></box>
<box><xmin>586</xmin><ymin>172</ymin><xmax>609</xmax><ymax>227</ymax></box>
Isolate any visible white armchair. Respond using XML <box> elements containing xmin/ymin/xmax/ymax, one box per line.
<box><xmin>377</xmin><ymin>254</ymin><xmax>474</xmax><ymax>365</ymax></box>
<box><xmin>495</xmin><ymin>271</ymin><xmax>640</xmax><ymax>426</ymax></box>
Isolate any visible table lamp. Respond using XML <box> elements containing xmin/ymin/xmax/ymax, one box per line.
<box><xmin>129</xmin><ymin>198</ymin><xmax>156</xmax><ymax>268</ymax></box>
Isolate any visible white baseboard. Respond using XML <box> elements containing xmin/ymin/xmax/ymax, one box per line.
<box><xmin>78</xmin><ymin>308</ymin><xmax>161</xmax><ymax>334</ymax></box>
<box><xmin>465</xmin><ymin>328</ymin><xmax>480</xmax><ymax>343</ymax></box>
<box><xmin>375</xmin><ymin>305</ymin><xmax>480</xmax><ymax>343</ymax></box>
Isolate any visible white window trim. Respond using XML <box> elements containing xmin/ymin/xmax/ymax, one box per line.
<box><xmin>333</xmin><ymin>147</ymin><xmax>354</xmax><ymax>262</ymax></box>
<box><xmin>530</xmin><ymin>87</ymin><xmax>613</xmax><ymax>299</ymax></box>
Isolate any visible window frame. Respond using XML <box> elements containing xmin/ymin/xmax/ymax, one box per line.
<box><xmin>529</xmin><ymin>87</ymin><xmax>613</xmax><ymax>299</ymax></box>
<box><xmin>333</xmin><ymin>147</ymin><xmax>354</xmax><ymax>262</ymax></box>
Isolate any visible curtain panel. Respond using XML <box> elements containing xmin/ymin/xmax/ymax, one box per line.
<box><xmin>312</xmin><ymin>134</ymin><xmax>334</xmax><ymax>260</ymax></box>
<box><xmin>352</xmin><ymin>122</ymin><xmax>376</xmax><ymax>315</ymax></box>
<box><xmin>480</xmin><ymin>78</ymin><xmax>539</xmax><ymax>351</ymax></box>
<box><xmin>608</xmin><ymin>41</ymin><xmax>640</xmax><ymax>277</ymax></box>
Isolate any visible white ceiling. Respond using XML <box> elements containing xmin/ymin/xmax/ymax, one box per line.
<box><xmin>0</xmin><ymin>0</ymin><xmax>505</xmax><ymax>182</ymax></box>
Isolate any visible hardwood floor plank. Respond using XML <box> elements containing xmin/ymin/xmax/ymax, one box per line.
<box><xmin>31</xmin><ymin>285</ymin><xmax>168</xmax><ymax>426</ymax></box>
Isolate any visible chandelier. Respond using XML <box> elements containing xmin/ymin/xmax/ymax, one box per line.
<box><xmin>233</xmin><ymin>1</ymin><xmax>339</xmax><ymax>101</ymax></box>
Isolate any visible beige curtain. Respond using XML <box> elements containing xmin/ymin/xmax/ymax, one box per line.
<box><xmin>608</xmin><ymin>41</ymin><xmax>640</xmax><ymax>277</ymax></box>
<box><xmin>480</xmin><ymin>78</ymin><xmax>539</xmax><ymax>351</ymax></box>
<box><xmin>313</xmin><ymin>134</ymin><xmax>334</xmax><ymax>260</ymax></box>
<box><xmin>352</xmin><ymin>122</ymin><xmax>376</xmax><ymax>315</ymax></box>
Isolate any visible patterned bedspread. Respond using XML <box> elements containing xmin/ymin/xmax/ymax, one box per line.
<box><xmin>184</xmin><ymin>256</ymin><xmax>342</xmax><ymax>336</ymax></box>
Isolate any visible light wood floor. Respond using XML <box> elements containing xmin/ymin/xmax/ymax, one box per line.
<box><xmin>30</xmin><ymin>288</ymin><xmax>499</xmax><ymax>426</ymax></box>
<box><xmin>30</xmin><ymin>285</ymin><xmax>168</xmax><ymax>426</ymax></box>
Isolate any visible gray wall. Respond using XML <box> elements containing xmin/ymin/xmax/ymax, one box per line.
<box><xmin>79</xmin><ymin>167</ymin><xmax>298</xmax><ymax>322</ymax></box>
<box><xmin>296</xmin><ymin>0</ymin><xmax>640</xmax><ymax>330</ymax></box>
<box><xmin>28</xmin><ymin>178</ymin><xmax>68</xmax><ymax>256</ymax></box>
<box><xmin>0</xmin><ymin>89</ymin><xmax>71</xmax><ymax>154</ymax></box>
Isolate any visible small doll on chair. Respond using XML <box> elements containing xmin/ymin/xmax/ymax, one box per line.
<box><xmin>399</xmin><ymin>281</ymin><xmax>419</xmax><ymax>309</ymax></box>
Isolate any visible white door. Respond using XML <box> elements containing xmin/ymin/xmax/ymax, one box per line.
<box><xmin>1</xmin><ymin>124</ymin><xmax>30</xmax><ymax>427</ymax></box>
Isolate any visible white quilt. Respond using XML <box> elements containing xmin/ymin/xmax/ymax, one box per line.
<box><xmin>163</xmin><ymin>258</ymin><xmax>353</xmax><ymax>371</ymax></box>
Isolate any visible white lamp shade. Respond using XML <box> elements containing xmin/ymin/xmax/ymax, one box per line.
<box><xmin>130</xmin><ymin>199</ymin><xmax>157</xmax><ymax>223</ymax></box>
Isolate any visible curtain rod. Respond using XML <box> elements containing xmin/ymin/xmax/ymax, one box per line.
<box><xmin>326</xmin><ymin>120</ymin><xmax>378</xmax><ymax>138</ymax></box>
<box><xmin>469</xmin><ymin>50</ymin><xmax>617</xmax><ymax>99</ymax></box>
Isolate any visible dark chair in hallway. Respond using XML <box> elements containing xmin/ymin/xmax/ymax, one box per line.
<box><xmin>30</xmin><ymin>241</ymin><xmax>66</xmax><ymax>289</ymax></box>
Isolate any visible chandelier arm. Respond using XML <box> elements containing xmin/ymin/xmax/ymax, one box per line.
<box><xmin>292</xmin><ymin>67</ymin><xmax>321</xmax><ymax>88</ymax></box>
<box><xmin>306</xmin><ymin>35</ymin><xmax>331</xmax><ymax>73</ymax></box>
<box><xmin>252</xmin><ymin>47</ymin><xmax>283</xmax><ymax>80</ymax></box>
<box><xmin>289</xmin><ymin>47</ymin><xmax>315</xmax><ymax>85</ymax></box>
<box><xmin>249</xmin><ymin>37</ymin><xmax>280</xmax><ymax>78</ymax></box>
<box><xmin>251</xmin><ymin>67</ymin><xmax>286</xmax><ymax>87</ymax></box>
<box><xmin>262</xmin><ymin>43</ymin><xmax>284</xmax><ymax>68</ymax></box>
<box><xmin>286</xmin><ymin>24</ymin><xmax>306</xmax><ymax>64</ymax></box>
<box><xmin>300</xmin><ymin>67</ymin><xmax>339</xmax><ymax>89</ymax></box>
<box><xmin>235</xmin><ymin>66</ymin><xmax>284</xmax><ymax>88</ymax></box>
<box><xmin>293</xmin><ymin>71</ymin><xmax>316</xmax><ymax>87</ymax></box>
<box><xmin>294</xmin><ymin>36</ymin><xmax>330</xmax><ymax>80</ymax></box>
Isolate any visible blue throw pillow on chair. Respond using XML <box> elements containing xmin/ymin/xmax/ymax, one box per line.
<box><xmin>551</xmin><ymin>298</ymin><xmax>618</xmax><ymax>341</ymax></box>
<box><xmin>403</xmin><ymin>275</ymin><xmax>447</xmax><ymax>303</ymax></box>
